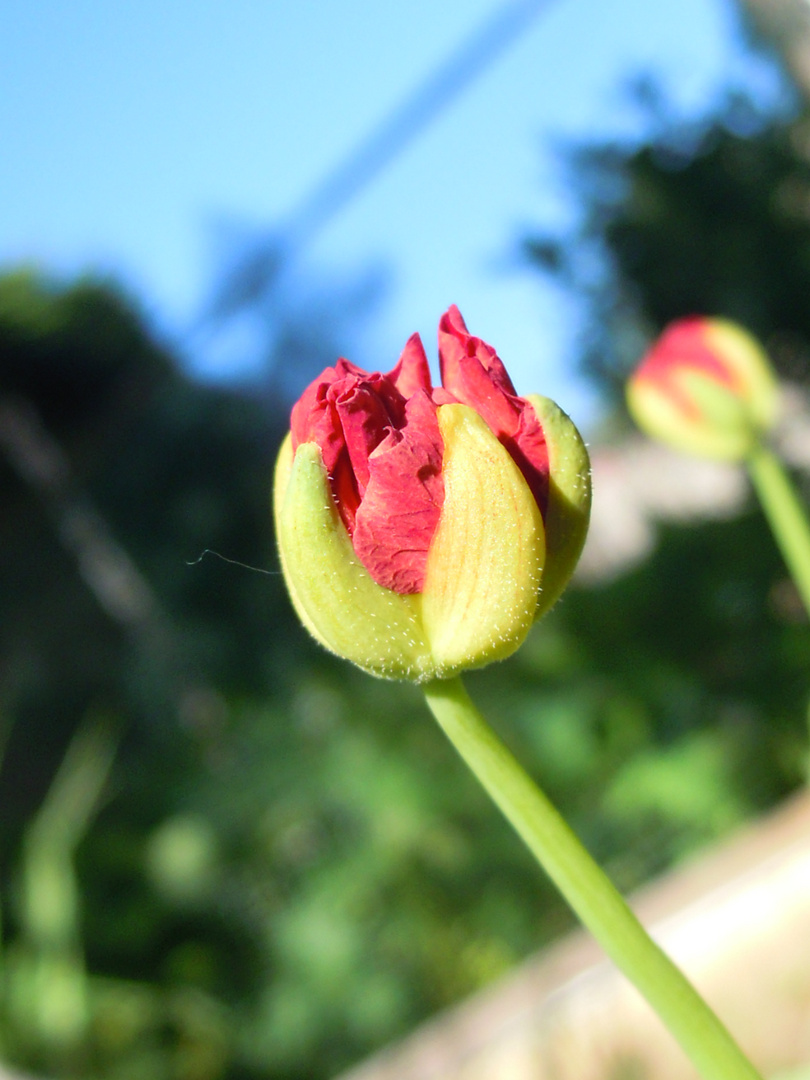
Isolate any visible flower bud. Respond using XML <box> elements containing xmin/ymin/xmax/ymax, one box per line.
<box><xmin>626</xmin><ymin>317</ymin><xmax>778</xmax><ymax>461</ymax></box>
<box><xmin>274</xmin><ymin>306</ymin><xmax>591</xmax><ymax>681</ymax></box>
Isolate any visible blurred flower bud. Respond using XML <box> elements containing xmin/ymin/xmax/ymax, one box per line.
<box><xmin>274</xmin><ymin>306</ymin><xmax>591</xmax><ymax>681</ymax></box>
<box><xmin>627</xmin><ymin>317</ymin><xmax>778</xmax><ymax>460</ymax></box>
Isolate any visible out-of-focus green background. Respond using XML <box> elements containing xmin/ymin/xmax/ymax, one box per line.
<box><xmin>2</xmin><ymin>5</ymin><xmax>810</xmax><ymax>1079</ymax></box>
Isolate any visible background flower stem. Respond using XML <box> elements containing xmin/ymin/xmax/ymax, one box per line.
<box><xmin>746</xmin><ymin>443</ymin><xmax>810</xmax><ymax>620</ymax></box>
<box><xmin>422</xmin><ymin>675</ymin><xmax>763</xmax><ymax>1080</ymax></box>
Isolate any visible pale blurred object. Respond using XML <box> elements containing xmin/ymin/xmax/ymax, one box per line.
<box><xmin>334</xmin><ymin>791</ymin><xmax>810</xmax><ymax>1080</ymax></box>
<box><xmin>577</xmin><ymin>439</ymin><xmax>747</xmax><ymax>583</ymax></box>
<box><xmin>738</xmin><ymin>0</ymin><xmax>810</xmax><ymax>98</ymax></box>
<box><xmin>577</xmin><ymin>384</ymin><xmax>810</xmax><ymax>582</ymax></box>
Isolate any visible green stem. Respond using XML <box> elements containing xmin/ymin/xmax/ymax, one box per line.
<box><xmin>747</xmin><ymin>443</ymin><xmax>810</xmax><ymax>620</ymax></box>
<box><xmin>423</xmin><ymin>675</ymin><xmax>762</xmax><ymax>1080</ymax></box>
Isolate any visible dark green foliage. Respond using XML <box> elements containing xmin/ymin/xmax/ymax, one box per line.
<box><xmin>1</xmin><ymin>117</ymin><xmax>810</xmax><ymax>1080</ymax></box>
<box><xmin>524</xmin><ymin>94</ymin><xmax>810</xmax><ymax>396</ymax></box>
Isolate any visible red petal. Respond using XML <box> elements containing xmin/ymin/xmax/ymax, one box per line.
<box><xmin>438</xmin><ymin>306</ymin><xmax>549</xmax><ymax>515</ymax></box>
<box><xmin>352</xmin><ymin>390</ymin><xmax>444</xmax><ymax>594</ymax></box>
<box><xmin>291</xmin><ymin>361</ymin><xmax>382</xmax><ymax>535</ymax></box>
<box><xmin>332</xmin><ymin>381</ymin><xmax>397</xmax><ymax>496</ymax></box>
<box><xmin>388</xmin><ymin>333</ymin><xmax>433</xmax><ymax>398</ymax></box>
<box><xmin>289</xmin><ymin>347</ymin><xmax>446</xmax><ymax>592</ymax></box>
<box><xmin>638</xmin><ymin>318</ymin><xmax>741</xmax><ymax>390</ymax></box>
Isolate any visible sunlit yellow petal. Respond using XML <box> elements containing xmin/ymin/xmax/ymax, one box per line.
<box><xmin>420</xmin><ymin>404</ymin><xmax>545</xmax><ymax>675</ymax></box>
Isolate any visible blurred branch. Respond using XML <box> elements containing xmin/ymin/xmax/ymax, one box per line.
<box><xmin>0</xmin><ymin>708</ymin><xmax>13</xmax><ymax>998</ymax></box>
<box><xmin>4</xmin><ymin>715</ymin><xmax>119</xmax><ymax>1071</ymax></box>
<box><xmin>0</xmin><ymin>397</ymin><xmax>160</xmax><ymax>634</ymax></box>
<box><xmin>0</xmin><ymin>396</ymin><xmax>224</xmax><ymax>735</ymax></box>
<box><xmin>25</xmin><ymin>715</ymin><xmax>118</xmax><ymax>854</ymax></box>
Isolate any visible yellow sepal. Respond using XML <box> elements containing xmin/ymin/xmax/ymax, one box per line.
<box><xmin>421</xmin><ymin>404</ymin><xmax>545</xmax><ymax>674</ymax></box>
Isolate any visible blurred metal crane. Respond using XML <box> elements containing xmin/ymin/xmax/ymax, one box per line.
<box><xmin>209</xmin><ymin>0</ymin><xmax>555</xmax><ymax>323</ymax></box>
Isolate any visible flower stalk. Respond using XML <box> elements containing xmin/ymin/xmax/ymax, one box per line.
<box><xmin>746</xmin><ymin>443</ymin><xmax>810</xmax><ymax>620</ymax></box>
<box><xmin>423</xmin><ymin>675</ymin><xmax>763</xmax><ymax>1080</ymax></box>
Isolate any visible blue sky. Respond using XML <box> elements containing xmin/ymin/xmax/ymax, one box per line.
<box><xmin>0</xmin><ymin>0</ymin><xmax>785</xmax><ymax>429</ymax></box>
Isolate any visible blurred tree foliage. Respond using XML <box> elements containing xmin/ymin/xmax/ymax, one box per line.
<box><xmin>524</xmin><ymin>87</ymin><xmax>810</xmax><ymax>399</ymax></box>
<box><xmin>1</xmin><ymin>78</ymin><xmax>810</xmax><ymax>1078</ymax></box>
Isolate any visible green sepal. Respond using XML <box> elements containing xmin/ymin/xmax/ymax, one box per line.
<box><xmin>274</xmin><ymin>435</ymin><xmax>433</xmax><ymax>680</ymax></box>
<box><xmin>525</xmin><ymin>395</ymin><xmax>592</xmax><ymax>618</ymax></box>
